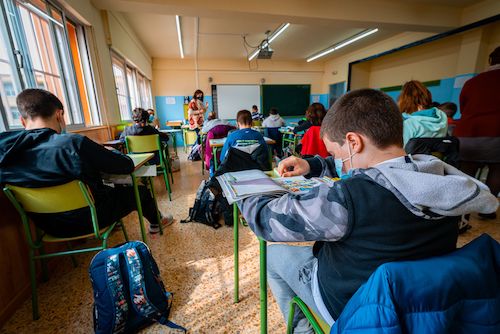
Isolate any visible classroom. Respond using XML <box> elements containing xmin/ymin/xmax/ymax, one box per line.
<box><xmin>0</xmin><ymin>0</ymin><xmax>499</xmax><ymax>333</ymax></box>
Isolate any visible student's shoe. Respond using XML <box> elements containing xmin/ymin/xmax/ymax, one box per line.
<box><xmin>458</xmin><ymin>214</ymin><xmax>472</xmax><ymax>234</ymax></box>
<box><xmin>478</xmin><ymin>212</ymin><xmax>497</xmax><ymax>220</ymax></box>
<box><xmin>149</xmin><ymin>214</ymin><xmax>174</xmax><ymax>234</ymax></box>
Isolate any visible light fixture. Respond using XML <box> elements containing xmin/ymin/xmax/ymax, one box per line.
<box><xmin>306</xmin><ymin>28</ymin><xmax>378</xmax><ymax>62</ymax></box>
<box><xmin>175</xmin><ymin>15</ymin><xmax>184</xmax><ymax>59</ymax></box>
<box><xmin>248</xmin><ymin>23</ymin><xmax>290</xmax><ymax>61</ymax></box>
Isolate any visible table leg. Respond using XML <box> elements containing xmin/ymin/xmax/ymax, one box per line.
<box><xmin>201</xmin><ymin>134</ymin><xmax>205</xmax><ymax>175</ymax></box>
<box><xmin>131</xmin><ymin>173</ymin><xmax>148</xmax><ymax>244</ymax></box>
<box><xmin>213</xmin><ymin>147</ymin><xmax>219</xmax><ymax>171</ymax></box>
<box><xmin>233</xmin><ymin>203</ymin><xmax>239</xmax><ymax>304</ymax></box>
<box><xmin>183</xmin><ymin>129</ymin><xmax>187</xmax><ymax>153</ymax></box>
<box><xmin>259</xmin><ymin>238</ymin><xmax>268</xmax><ymax>334</ymax></box>
<box><xmin>172</xmin><ymin>132</ymin><xmax>178</xmax><ymax>156</ymax></box>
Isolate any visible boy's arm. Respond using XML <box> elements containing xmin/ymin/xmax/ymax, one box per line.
<box><xmin>305</xmin><ymin>156</ymin><xmax>338</xmax><ymax>178</ymax></box>
<box><xmin>220</xmin><ymin>135</ymin><xmax>233</xmax><ymax>161</ymax></box>
<box><xmin>80</xmin><ymin>137</ymin><xmax>134</xmax><ymax>174</ymax></box>
<box><xmin>239</xmin><ymin>182</ymin><xmax>349</xmax><ymax>242</ymax></box>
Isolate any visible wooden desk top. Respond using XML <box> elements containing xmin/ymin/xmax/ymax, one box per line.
<box><xmin>103</xmin><ymin>139</ymin><xmax>123</xmax><ymax>146</ymax></box>
<box><xmin>209</xmin><ymin>137</ymin><xmax>276</xmax><ymax>148</ymax></box>
<box><xmin>127</xmin><ymin>153</ymin><xmax>154</xmax><ymax>171</ymax></box>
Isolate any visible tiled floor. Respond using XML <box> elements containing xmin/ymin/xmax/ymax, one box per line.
<box><xmin>0</xmin><ymin>153</ymin><xmax>498</xmax><ymax>334</ymax></box>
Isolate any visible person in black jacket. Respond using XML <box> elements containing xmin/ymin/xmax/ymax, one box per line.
<box><xmin>0</xmin><ymin>89</ymin><xmax>172</xmax><ymax>237</ymax></box>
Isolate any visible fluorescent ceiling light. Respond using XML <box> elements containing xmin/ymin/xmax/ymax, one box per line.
<box><xmin>175</xmin><ymin>15</ymin><xmax>184</xmax><ymax>59</ymax></box>
<box><xmin>248</xmin><ymin>23</ymin><xmax>290</xmax><ymax>61</ymax></box>
<box><xmin>306</xmin><ymin>28</ymin><xmax>378</xmax><ymax>62</ymax></box>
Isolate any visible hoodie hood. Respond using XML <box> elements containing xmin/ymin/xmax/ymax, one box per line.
<box><xmin>268</xmin><ymin>114</ymin><xmax>281</xmax><ymax>121</ymax></box>
<box><xmin>201</xmin><ymin>119</ymin><xmax>231</xmax><ymax>133</ymax></box>
<box><xmin>356</xmin><ymin>154</ymin><xmax>498</xmax><ymax>219</ymax></box>
<box><xmin>402</xmin><ymin>107</ymin><xmax>448</xmax><ymax>145</ymax></box>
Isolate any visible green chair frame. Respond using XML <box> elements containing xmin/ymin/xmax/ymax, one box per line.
<box><xmin>125</xmin><ymin>134</ymin><xmax>173</xmax><ymax>201</ymax></box>
<box><xmin>287</xmin><ymin>296</ymin><xmax>330</xmax><ymax>334</ymax></box>
<box><xmin>3</xmin><ymin>181</ymin><xmax>129</xmax><ymax>320</ymax></box>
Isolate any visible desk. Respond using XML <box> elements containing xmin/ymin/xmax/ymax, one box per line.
<box><xmin>127</xmin><ymin>153</ymin><xmax>155</xmax><ymax>244</ymax></box>
<box><xmin>103</xmin><ymin>139</ymin><xmax>125</xmax><ymax>152</ymax></box>
<box><xmin>160</xmin><ymin>129</ymin><xmax>182</xmax><ymax>156</ymax></box>
<box><xmin>208</xmin><ymin>137</ymin><xmax>276</xmax><ymax>171</ymax></box>
<box><xmin>281</xmin><ymin>131</ymin><xmax>302</xmax><ymax>154</ymax></box>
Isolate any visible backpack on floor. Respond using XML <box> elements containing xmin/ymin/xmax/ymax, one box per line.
<box><xmin>181</xmin><ymin>180</ymin><xmax>222</xmax><ymax>229</ymax></box>
<box><xmin>89</xmin><ymin>241</ymin><xmax>186</xmax><ymax>334</ymax></box>
<box><xmin>188</xmin><ymin>143</ymin><xmax>201</xmax><ymax>161</ymax></box>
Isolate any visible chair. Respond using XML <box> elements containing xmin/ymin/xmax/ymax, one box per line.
<box><xmin>287</xmin><ymin>297</ymin><xmax>330</xmax><ymax>334</ymax></box>
<box><xmin>3</xmin><ymin>181</ymin><xmax>129</xmax><ymax>320</ymax></box>
<box><xmin>264</xmin><ymin>127</ymin><xmax>283</xmax><ymax>157</ymax></box>
<box><xmin>125</xmin><ymin>134</ymin><xmax>173</xmax><ymax>201</ymax></box>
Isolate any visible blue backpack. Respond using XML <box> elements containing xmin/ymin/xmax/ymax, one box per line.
<box><xmin>89</xmin><ymin>241</ymin><xmax>186</xmax><ymax>333</ymax></box>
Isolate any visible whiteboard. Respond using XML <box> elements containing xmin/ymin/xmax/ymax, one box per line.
<box><xmin>216</xmin><ymin>85</ymin><xmax>261</xmax><ymax>120</ymax></box>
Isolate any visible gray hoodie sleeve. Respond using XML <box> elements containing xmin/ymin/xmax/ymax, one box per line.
<box><xmin>239</xmin><ymin>181</ymin><xmax>349</xmax><ymax>242</ymax></box>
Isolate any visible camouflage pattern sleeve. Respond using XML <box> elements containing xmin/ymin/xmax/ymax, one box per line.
<box><xmin>306</xmin><ymin>156</ymin><xmax>338</xmax><ymax>178</ymax></box>
<box><xmin>239</xmin><ymin>181</ymin><xmax>349</xmax><ymax>242</ymax></box>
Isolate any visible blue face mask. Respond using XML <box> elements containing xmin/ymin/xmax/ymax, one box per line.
<box><xmin>334</xmin><ymin>144</ymin><xmax>356</xmax><ymax>179</ymax></box>
<box><xmin>149</xmin><ymin>115</ymin><xmax>154</xmax><ymax>123</ymax></box>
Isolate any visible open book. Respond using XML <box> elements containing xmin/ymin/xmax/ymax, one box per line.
<box><xmin>217</xmin><ymin>169</ymin><xmax>335</xmax><ymax>204</ymax></box>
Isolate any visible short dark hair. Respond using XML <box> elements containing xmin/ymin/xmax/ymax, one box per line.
<box><xmin>438</xmin><ymin>102</ymin><xmax>457</xmax><ymax>118</ymax></box>
<box><xmin>252</xmin><ymin>105</ymin><xmax>258</xmax><ymax>110</ymax></box>
<box><xmin>269</xmin><ymin>108</ymin><xmax>278</xmax><ymax>115</ymax></box>
<box><xmin>236</xmin><ymin>109</ymin><xmax>252</xmax><ymax>126</ymax></box>
<box><xmin>321</xmin><ymin>89</ymin><xmax>403</xmax><ymax>148</ymax></box>
<box><xmin>306</xmin><ymin>102</ymin><xmax>326</xmax><ymax>126</ymax></box>
<box><xmin>132</xmin><ymin>108</ymin><xmax>149</xmax><ymax>123</ymax></box>
<box><xmin>489</xmin><ymin>46</ymin><xmax>500</xmax><ymax>65</ymax></box>
<box><xmin>16</xmin><ymin>88</ymin><xmax>64</xmax><ymax>119</ymax></box>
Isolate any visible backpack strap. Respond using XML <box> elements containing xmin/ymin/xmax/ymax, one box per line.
<box><xmin>123</xmin><ymin>247</ymin><xmax>162</xmax><ymax>320</ymax></box>
<box><xmin>106</xmin><ymin>254</ymin><xmax>129</xmax><ymax>334</ymax></box>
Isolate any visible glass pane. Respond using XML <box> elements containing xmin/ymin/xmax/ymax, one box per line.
<box><xmin>112</xmin><ymin>58</ymin><xmax>130</xmax><ymax>120</ymax></box>
<box><xmin>0</xmin><ymin>24</ymin><xmax>22</xmax><ymax>128</ymax></box>
<box><xmin>126</xmin><ymin>66</ymin><xmax>138</xmax><ymax>110</ymax></box>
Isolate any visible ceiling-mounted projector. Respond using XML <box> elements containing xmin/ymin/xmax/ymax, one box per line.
<box><xmin>257</xmin><ymin>45</ymin><xmax>273</xmax><ymax>59</ymax></box>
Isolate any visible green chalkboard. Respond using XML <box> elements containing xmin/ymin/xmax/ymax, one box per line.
<box><xmin>261</xmin><ymin>84</ymin><xmax>311</xmax><ymax>117</ymax></box>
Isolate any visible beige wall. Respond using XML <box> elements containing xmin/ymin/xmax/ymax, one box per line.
<box><xmin>348</xmin><ymin>21</ymin><xmax>500</xmax><ymax>90</ymax></box>
<box><xmin>106</xmin><ymin>11</ymin><xmax>153</xmax><ymax>79</ymax></box>
<box><xmin>152</xmin><ymin>58</ymin><xmax>325</xmax><ymax>97</ymax></box>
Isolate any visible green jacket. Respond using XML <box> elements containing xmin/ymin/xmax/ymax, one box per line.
<box><xmin>402</xmin><ymin>107</ymin><xmax>448</xmax><ymax>146</ymax></box>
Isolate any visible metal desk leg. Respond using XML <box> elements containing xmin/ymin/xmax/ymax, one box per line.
<box><xmin>213</xmin><ymin>147</ymin><xmax>219</xmax><ymax>171</ymax></box>
<box><xmin>260</xmin><ymin>239</ymin><xmax>268</xmax><ymax>334</ymax></box>
<box><xmin>131</xmin><ymin>173</ymin><xmax>148</xmax><ymax>244</ymax></box>
<box><xmin>201</xmin><ymin>134</ymin><xmax>205</xmax><ymax>175</ymax></box>
<box><xmin>183</xmin><ymin>129</ymin><xmax>187</xmax><ymax>153</ymax></box>
<box><xmin>172</xmin><ymin>132</ymin><xmax>178</xmax><ymax>156</ymax></box>
<box><xmin>233</xmin><ymin>203</ymin><xmax>239</xmax><ymax>303</ymax></box>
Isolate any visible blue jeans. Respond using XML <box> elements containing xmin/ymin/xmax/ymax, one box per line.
<box><xmin>267</xmin><ymin>244</ymin><xmax>321</xmax><ymax>334</ymax></box>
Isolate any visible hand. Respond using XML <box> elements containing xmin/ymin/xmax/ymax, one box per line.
<box><xmin>277</xmin><ymin>156</ymin><xmax>310</xmax><ymax>177</ymax></box>
<box><xmin>205</xmin><ymin>102</ymin><xmax>209</xmax><ymax>108</ymax></box>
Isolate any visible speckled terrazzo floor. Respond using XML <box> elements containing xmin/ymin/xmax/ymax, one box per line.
<box><xmin>0</xmin><ymin>153</ymin><xmax>498</xmax><ymax>334</ymax></box>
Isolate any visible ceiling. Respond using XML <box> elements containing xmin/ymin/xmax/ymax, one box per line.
<box><xmin>97</xmin><ymin>0</ymin><xmax>487</xmax><ymax>62</ymax></box>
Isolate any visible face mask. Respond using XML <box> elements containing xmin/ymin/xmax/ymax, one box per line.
<box><xmin>59</xmin><ymin>121</ymin><xmax>66</xmax><ymax>134</ymax></box>
<box><xmin>149</xmin><ymin>115</ymin><xmax>154</xmax><ymax>122</ymax></box>
<box><xmin>196</xmin><ymin>96</ymin><xmax>203</xmax><ymax>101</ymax></box>
<box><xmin>334</xmin><ymin>143</ymin><xmax>356</xmax><ymax>179</ymax></box>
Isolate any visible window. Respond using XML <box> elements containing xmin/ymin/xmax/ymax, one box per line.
<box><xmin>0</xmin><ymin>0</ymin><xmax>100</xmax><ymax>130</ymax></box>
<box><xmin>111</xmin><ymin>51</ymin><xmax>153</xmax><ymax>120</ymax></box>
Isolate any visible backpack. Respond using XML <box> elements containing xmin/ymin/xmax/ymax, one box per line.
<box><xmin>181</xmin><ymin>180</ymin><xmax>222</xmax><ymax>229</ymax></box>
<box><xmin>89</xmin><ymin>241</ymin><xmax>186</xmax><ymax>334</ymax></box>
<box><xmin>187</xmin><ymin>143</ymin><xmax>201</xmax><ymax>161</ymax></box>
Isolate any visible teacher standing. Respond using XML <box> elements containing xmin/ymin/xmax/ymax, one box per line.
<box><xmin>188</xmin><ymin>89</ymin><xmax>208</xmax><ymax>133</ymax></box>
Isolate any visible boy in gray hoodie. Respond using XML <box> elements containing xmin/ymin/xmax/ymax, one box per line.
<box><xmin>262</xmin><ymin>108</ymin><xmax>285</xmax><ymax>128</ymax></box>
<box><xmin>239</xmin><ymin>89</ymin><xmax>498</xmax><ymax>333</ymax></box>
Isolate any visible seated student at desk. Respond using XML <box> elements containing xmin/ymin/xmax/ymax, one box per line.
<box><xmin>262</xmin><ymin>108</ymin><xmax>285</xmax><ymax>128</ymax></box>
<box><xmin>120</xmin><ymin>108</ymin><xmax>169</xmax><ymax>164</ymax></box>
<box><xmin>0</xmin><ymin>89</ymin><xmax>173</xmax><ymax>237</ymax></box>
<box><xmin>220</xmin><ymin>109</ymin><xmax>268</xmax><ymax>161</ymax></box>
<box><xmin>239</xmin><ymin>89</ymin><xmax>498</xmax><ymax>332</ymax></box>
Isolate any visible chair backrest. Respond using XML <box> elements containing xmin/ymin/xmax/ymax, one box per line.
<box><xmin>3</xmin><ymin>181</ymin><xmax>92</xmax><ymax>214</ymax></box>
<box><xmin>125</xmin><ymin>134</ymin><xmax>161</xmax><ymax>154</ymax></box>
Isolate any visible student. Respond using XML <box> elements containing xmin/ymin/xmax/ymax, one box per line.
<box><xmin>147</xmin><ymin>108</ymin><xmax>160</xmax><ymax>129</ymax></box>
<box><xmin>120</xmin><ymin>108</ymin><xmax>169</xmax><ymax>165</ymax></box>
<box><xmin>455</xmin><ymin>46</ymin><xmax>500</xmax><ymax>206</ymax></box>
<box><xmin>220</xmin><ymin>109</ymin><xmax>267</xmax><ymax>161</ymax></box>
<box><xmin>251</xmin><ymin>105</ymin><xmax>262</xmax><ymax>121</ymax></box>
<box><xmin>300</xmin><ymin>102</ymin><xmax>328</xmax><ymax>157</ymax></box>
<box><xmin>438</xmin><ymin>102</ymin><xmax>458</xmax><ymax>135</ymax></box>
<box><xmin>0</xmin><ymin>89</ymin><xmax>173</xmax><ymax>236</ymax></box>
<box><xmin>120</xmin><ymin>108</ymin><xmax>168</xmax><ymax>141</ymax></box>
<box><xmin>262</xmin><ymin>108</ymin><xmax>285</xmax><ymax>128</ymax></box>
<box><xmin>239</xmin><ymin>89</ymin><xmax>498</xmax><ymax>332</ymax></box>
<box><xmin>398</xmin><ymin>80</ymin><xmax>448</xmax><ymax>146</ymax></box>
<box><xmin>292</xmin><ymin>118</ymin><xmax>311</xmax><ymax>134</ymax></box>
